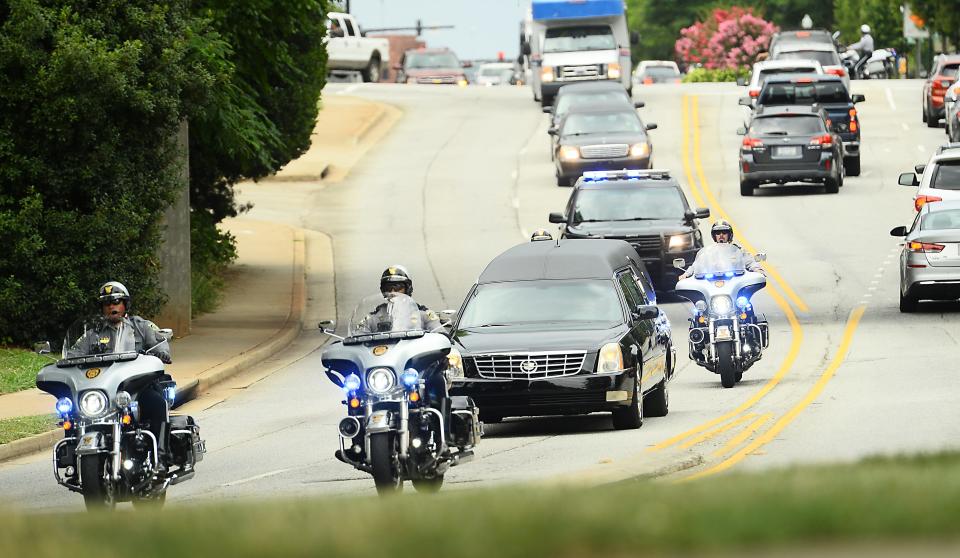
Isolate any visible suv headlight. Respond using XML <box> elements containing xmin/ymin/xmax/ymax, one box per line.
<box><xmin>79</xmin><ymin>390</ymin><xmax>108</xmax><ymax>418</ymax></box>
<box><xmin>668</xmin><ymin>232</ymin><xmax>695</xmax><ymax>251</ymax></box>
<box><xmin>366</xmin><ymin>368</ymin><xmax>396</xmax><ymax>394</ymax></box>
<box><xmin>607</xmin><ymin>62</ymin><xmax>622</xmax><ymax>79</ymax></box>
<box><xmin>710</xmin><ymin>295</ymin><xmax>733</xmax><ymax>316</ymax></box>
<box><xmin>596</xmin><ymin>343</ymin><xmax>623</xmax><ymax>373</ymax></box>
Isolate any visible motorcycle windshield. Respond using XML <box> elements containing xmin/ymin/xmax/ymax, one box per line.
<box><xmin>62</xmin><ymin>315</ymin><xmax>138</xmax><ymax>359</ymax></box>
<box><xmin>691</xmin><ymin>244</ymin><xmax>748</xmax><ymax>276</ymax></box>
<box><xmin>347</xmin><ymin>293</ymin><xmax>424</xmax><ymax>338</ymax></box>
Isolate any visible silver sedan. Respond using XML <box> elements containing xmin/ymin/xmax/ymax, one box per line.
<box><xmin>891</xmin><ymin>200</ymin><xmax>960</xmax><ymax>312</ymax></box>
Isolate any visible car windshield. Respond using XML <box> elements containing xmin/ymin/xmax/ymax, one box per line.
<box><xmin>573</xmin><ymin>187</ymin><xmax>685</xmax><ymax>222</ymax></box>
<box><xmin>643</xmin><ymin>66</ymin><xmax>680</xmax><ymax>77</ymax></box>
<box><xmin>406</xmin><ymin>52</ymin><xmax>460</xmax><ymax>69</ymax></box>
<box><xmin>750</xmin><ymin>115</ymin><xmax>824</xmax><ymax>135</ymax></box>
<box><xmin>544</xmin><ymin>25</ymin><xmax>616</xmax><ymax>53</ymax></box>
<box><xmin>459</xmin><ymin>280</ymin><xmax>624</xmax><ymax>328</ymax></box>
<box><xmin>347</xmin><ymin>293</ymin><xmax>424</xmax><ymax>337</ymax></box>
<box><xmin>759</xmin><ymin>81</ymin><xmax>850</xmax><ymax>105</ymax></box>
<box><xmin>556</xmin><ymin>91</ymin><xmax>629</xmax><ymax>118</ymax></box>
<box><xmin>776</xmin><ymin>50</ymin><xmax>839</xmax><ymax>67</ymax></box>
<box><xmin>931</xmin><ymin>160</ymin><xmax>960</xmax><ymax>190</ymax></box>
<box><xmin>921</xmin><ymin>209</ymin><xmax>960</xmax><ymax>230</ymax></box>
<box><xmin>562</xmin><ymin>111</ymin><xmax>642</xmax><ymax>135</ymax></box>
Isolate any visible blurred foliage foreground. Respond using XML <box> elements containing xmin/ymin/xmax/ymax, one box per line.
<box><xmin>1</xmin><ymin>452</ymin><xmax>960</xmax><ymax>557</ymax></box>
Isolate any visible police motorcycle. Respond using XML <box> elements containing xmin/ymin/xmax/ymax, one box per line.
<box><xmin>36</xmin><ymin>317</ymin><xmax>204</xmax><ymax>510</ymax></box>
<box><xmin>320</xmin><ymin>293</ymin><xmax>480</xmax><ymax>495</ymax></box>
<box><xmin>673</xmin><ymin>245</ymin><xmax>769</xmax><ymax>388</ymax></box>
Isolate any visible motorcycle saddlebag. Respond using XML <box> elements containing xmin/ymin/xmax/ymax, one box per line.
<box><xmin>169</xmin><ymin>415</ymin><xmax>205</xmax><ymax>465</ymax></box>
<box><xmin>449</xmin><ymin>396</ymin><xmax>481</xmax><ymax>448</ymax></box>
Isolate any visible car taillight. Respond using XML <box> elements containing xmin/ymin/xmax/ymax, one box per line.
<box><xmin>748</xmin><ymin>89</ymin><xmax>759</xmax><ymax>98</ymax></box>
<box><xmin>643</xmin><ymin>77</ymin><xmax>653</xmax><ymax>85</ymax></box>
<box><xmin>915</xmin><ymin>195</ymin><xmax>942</xmax><ymax>212</ymax></box>
<box><xmin>849</xmin><ymin>108</ymin><xmax>858</xmax><ymax>132</ymax></box>
<box><xmin>826</xmin><ymin>67</ymin><xmax>846</xmax><ymax>77</ymax></box>
<box><xmin>742</xmin><ymin>137</ymin><xmax>763</xmax><ymax>148</ymax></box>
<box><xmin>809</xmin><ymin>134</ymin><xmax>833</xmax><ymax>147</ymax></box>
<box><xmin>907</xmin><ymin>241</ymin><xmax>945</xmax><ymax>253</ymax></box>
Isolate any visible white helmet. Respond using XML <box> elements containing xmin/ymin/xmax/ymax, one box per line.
<box><xmin>860</xmin><ymin>24</ymin><xmax>871</xmax><ymax>34</ymax></box>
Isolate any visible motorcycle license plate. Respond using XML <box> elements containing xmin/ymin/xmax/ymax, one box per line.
<box><xmin>76</xmin><ymin>432</ymin><xmax>104</xmax><ymax>453</ymax></box>
<box><xmin>368</xmin><ymin>410</ymin><xmax>390</xmax><ymax>429</ymax></box>
<box><xmin>715</xmin><ymin>326</ymin><xmax>732</xmax><ymax>340</ymax></box>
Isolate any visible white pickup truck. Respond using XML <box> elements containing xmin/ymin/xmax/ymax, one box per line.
<box><xmin>326</xmin><ymin>12</ymin><xmax>389</xmax><ymax>82</ymax></box>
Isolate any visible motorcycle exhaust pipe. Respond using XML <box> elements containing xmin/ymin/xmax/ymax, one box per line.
<box><xmin>689</xmin><ymin>329</ymin><xmax>705</xmax><ymax>344</ymax></box>
<box><xmin>338</xmin><ymin>417</ymin><xmax>361</xmax><ymax>439</ymax></box>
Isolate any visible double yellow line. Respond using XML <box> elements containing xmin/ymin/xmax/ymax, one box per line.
<box><xmin>647</xmin><ymin>95</ymin><xmax>865</xmax><ymax>479</ymax></box>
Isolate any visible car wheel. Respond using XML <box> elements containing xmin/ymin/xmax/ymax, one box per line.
<box><xmin>844</xmin><ymin>156</ymin><xmax>860</xmax><ymax>177</ymax></box>
<box><xmin>824</xmin><ymin>175</ymin><xmax>840</xmax><ymax>194</ymax></box>
<box><xmin>363</xmin><ymin>57</ymin><xmax>381</xmax><ymax>83</ymax></box>
<box><xmin>951</xmin><ymin>124</ymin><xmax>960</xmax><ymax>143</ymax></box>
<box><xmin>739</xmin><ymin>180</ymin><xmax>755</xmax><ymax>196</ymax></box>
<box><xmin>922</xmin><ymin>100</ymin><xmax>929</xmax><ymax>123</ymax></box>
<box><xmin>927</xmin><ymin>103</ymin><xmax>939</xmax><ymax>128</ymax></box>
<box><xmin>899</xmin><ymin>290</ymin><xmax>919</xmax><ymax>313</ymax></box>
<box><xmin>556</xmin><ymin>174</ymin><xmax>572</xmax><ymax>187</ymax></box>
<box><xmin>643</xmin><ymin>379</ymin><xmax>669</xmax><ymax>417</ymax></box>
<box><xmin>612</xmin><ymin>370</ymin><xmax>643</xmax><ymax>430</ymax></box>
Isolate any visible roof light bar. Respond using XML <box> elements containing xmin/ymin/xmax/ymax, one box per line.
<box><xmin>581</xmin><ymin>169</ymin><xmax>671</xmax><ymax>182</ymax></box>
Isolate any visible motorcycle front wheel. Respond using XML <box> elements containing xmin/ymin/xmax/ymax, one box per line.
<box><xmin>80</xmin><ymin>454</ymin><xmax>116</xmax><ymax>510</ymax></box>
<box><xmin>369</xmin><ymin>432</ymin><xmax>402</xmax><ymax>495</ymax></box>
<box><xmin>716</xmin><ymin>342</ymin><xmax>737</xmax><ymax>389</ymax></box>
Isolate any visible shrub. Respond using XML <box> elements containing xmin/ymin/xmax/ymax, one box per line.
<box><xmin>676</xmin><ymin>7</ymin><xmax>778</xmax><ymax>70</ymax></box>
<box><xmin>682</xmin><ymin>66</ymin><xmax>752</xmax><ymax>83</ymax></box>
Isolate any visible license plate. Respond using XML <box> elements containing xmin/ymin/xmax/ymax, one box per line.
<box><xmin>432</xmin><ymin>79</ymin><xmax>442</xmax><ymax>84</ymax></box>
<box><xmin>77</xmin><ymin>432</ymin><xmax>104</xmax><ymax>453</ymax></box>
<box><xmin>773</xmin><ymin>146</ymin><xmax>801</xmax><ymax>158</ymax></box>
<box><xmin>715</xmin><ymin>326</ymin><xmax>732</xmax><ymax>340</ymax></box>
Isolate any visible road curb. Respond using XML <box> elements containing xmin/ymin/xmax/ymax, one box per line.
<box><xmin>353</xmin><ymin>103</ymin><xmax>388</xmax><ymax>145</ymax></box>
<box><xmin>0</xmin><ymin>229</ymin><xmax>308</xmax><ymax>465</ymax></box>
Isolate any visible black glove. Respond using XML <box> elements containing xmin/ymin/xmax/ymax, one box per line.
<box><xmin>157</xmin><ymin>352</ymin><xmax>172</xmax><ymax>364</ymax></box>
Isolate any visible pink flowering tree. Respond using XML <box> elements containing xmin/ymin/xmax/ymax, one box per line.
<box><xmin>676</xmin><ymin>7</ymin><xmax>778</xmax><ymax>70</ymax></box>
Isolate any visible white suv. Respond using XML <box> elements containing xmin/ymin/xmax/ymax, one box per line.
<box><xmin>899</xmin><ymin>144</ymin><xmax>960</xmax><ymax>211</ymax></box>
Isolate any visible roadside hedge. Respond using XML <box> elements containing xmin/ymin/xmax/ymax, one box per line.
<box><xmin>682</xmin><ymin>66</ymin><xmax>751</xmax><ymax>83</ymax></box>
<box><xmin>0</xmin><ymin>0</ymin><xmax>215</xmax><ymax>345</ymax></box>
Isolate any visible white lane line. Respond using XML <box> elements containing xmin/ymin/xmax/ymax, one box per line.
<box><xmin>512</xmin><ymin>197</ymin><xmax>520</xmax><ymax>209</ymax></box>
<box><xmin>901</xmin><ymin>122</ymin><xmax>910</xmax><ymax>132</ymax></box>
<box><xmin>868</xmin><ymin>286</ymin><xmax>877</xmax><ymax>292</ymax></box>
<box><xmin>873</xmin><ymin>273</ymin><xmax>883</xmax><ymax>278</ymax></box>
<box><xmin>511</xmin><ymin>169</ymin><xmax>518</xmax><ymax>179</ymax></box>
<box><xmin>221</xmin><ymin>468</ymin><xmax>294</xmax><ymax>488</ymax></box>
<box><xmin>886</xmin><ymin>88</ymin><xmax>897</xmax><ymax>111</ymax></box>
<box><xmin>870</xmin><ymin>280</ymin><xmax>879</xmax><ymax>285</ymax></box>
<box><xmin>863</xmin><ymin>293</ymin><xmax>873</xmax><ymax>298</ymax></box>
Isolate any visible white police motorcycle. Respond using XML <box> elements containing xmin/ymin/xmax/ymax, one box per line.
<box><xmin>320</xmin><ymin>293</ymin><xmax>481</xmax><ymax>495</ymax></box>
<box><xmin>673</xmin><ymin>245</ymin><xmax>770</xmax><ymax>388</ymax></box>
<box><xmin>36</xmin><ymin>317</ymin><xmax>204</xmax><ymax>510</ymax></box>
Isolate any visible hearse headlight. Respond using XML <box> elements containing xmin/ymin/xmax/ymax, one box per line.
<box><xmin>596</xmin><ymin>343</ymin><xmax>624</xmax><ymax>373</ymax></box>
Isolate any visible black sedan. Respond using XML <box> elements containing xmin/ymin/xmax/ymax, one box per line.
<box><xmin>448</xmin><ymin>239</ymin><xmax>675</xmax><ymax>429</ymax></box>
<box><xmin>550</xmin><ymin>107</ymin><xmax>657</xmax><ymax>186</ymax></box>
<box><xmin>738</xmin><ymin>105</ymin><xmax>843</xmax><ymax>195</ymax></box>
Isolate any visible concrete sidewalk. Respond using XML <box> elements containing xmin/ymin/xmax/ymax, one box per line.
<box><xmin>0</xmin><ymin>219</ymin><xmax>306</xmax><ymax>459</ymax></box>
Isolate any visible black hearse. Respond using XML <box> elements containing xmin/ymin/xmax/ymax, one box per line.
<box><xmin>448</xmin><ymin>239</ymin><xmax>675</xmax><ymax>430</ymax></box>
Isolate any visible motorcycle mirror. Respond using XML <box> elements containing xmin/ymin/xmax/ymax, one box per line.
<box><xmin>755</xmin><ymin>252</ymin><xmax>767</xmax><ymax>262</ymax></box>
<box><xmin>898</xmin><ymin>172</ymin><xmax>919</xmax><ymax>187</ymax></box>
<box><xmin>33</xmin><ymin>341</ymin><xmax>51</xmax><ymax>355</ymax></box>
<box><xmin>319</xmin><ymin>320</ymin><xmax>345</xmax><ymax>340</ymax></box>
<box><xmin>672</xmin><ymin>258</ymin><xmax>686</xmax><ymax>270</ymax></box>
<box><xmin>157</xmin><ymin>328</ymin><xmax>173</xmax><ymax>341</ymax></box>
<box><xmin>889</xmin><ymin>226</ymin><xmax>908</xmax><ymax>237</ymax></box>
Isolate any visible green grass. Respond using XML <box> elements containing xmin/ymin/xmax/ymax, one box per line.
<box><xmin>0</xmin><ymin>414</ymin><xmax>57</xmax><ymax>445</ymax></box>
<box><xmin>2</xmin><ymin>452</ymin><xmax>960</xmax><ymax>556</ymax></box>
<box><xmin>0</xmin><ymin>347</ymin><xmax>51</xmax><ymax>394</ymax></box>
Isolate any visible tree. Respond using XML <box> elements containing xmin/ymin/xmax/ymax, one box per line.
<box><xmin>912</xmin><ymin>0</ymin><xmax>960</xmax><ymax>52</ymax></box>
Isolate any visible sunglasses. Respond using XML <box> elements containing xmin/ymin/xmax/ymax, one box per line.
<box><xmin>102</xmin><ymin>299</ymin><xmax>126</xmax><ymax>306</ymax></box>
<box><xmin>383</xmin><ymin>284</ymin><xmax>406</xmax><ymax>292</ymax></box>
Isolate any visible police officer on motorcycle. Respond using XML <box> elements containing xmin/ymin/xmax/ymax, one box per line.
<box><xmin>849</xmin><ymin>24</ymin><xmax>874</xmax><ymax>78</ymax></box>
<box><xmin>682</xmin><ymin>220</ymin><xmax>763</xmax><ymax>278</ymax></box>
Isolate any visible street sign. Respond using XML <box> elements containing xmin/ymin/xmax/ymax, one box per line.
<box><xmin>903</xmin><ymin>3</ymin><xmax>930</xmax><ymax>40</ymax></box>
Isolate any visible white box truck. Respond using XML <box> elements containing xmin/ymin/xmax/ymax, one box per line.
<box><xmin>521</xmin><ymin>0</ymin><xmax>637</xmax><ymax>106</ymax></box>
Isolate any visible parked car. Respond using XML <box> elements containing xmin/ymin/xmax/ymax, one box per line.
<box><xmin>326</xmin><ymin>12</ymin><xmax>389</xmax><ymax>83</ymax></box>
<box><xmin>448</xmin><ymin>239</ymin><xmax>674</xmax><ymax>428</ymax></box>
<box><xmin>737</xmin><ymin>105</ymin><xmax>844</xmax><ymax>195</ymax></box>
<box><xmin>548</xmin><ymin>169</ymin><xmax>710</xmax><ymax>290</ymax></box>
<box><xmin>633</xmin><ymin>60</ymin><xmax>682</xmax><ymax>84</ymax></box>
<box><xmin>923</xmin><ymin>54</ymin><xmax>960</xmax><ymax>127</ymax></box>
<box><xmin>899</xmin><ymin>144</ymin><xmax>960</xmax><ymax>211</ymax></box>
<box><xmin>476</xmin><ymin>62</ymin><xmax>516</xmax><ymax>86</ymax></box>
<box><xmin>394</xmin><ymin>48</ymin><xmax>468</xmax><ymax>85</ymax></box>
<box><xmin>744</xmin><ymin>75</ymin><xmax>865</xmax><ymax>175</ymax></box>
<box><xmin>739</xmin><ymin>59</ymin><xmax>825</xmax><ymax>102</ymax></box>
<box><xmin>771</xmin><ymin>42</ymin><xmax>848</xmax><ymax>90</ymax></box>
<box><xmin>890</xmin><ymin>200</ymin><xmax>960</xmax><ymax>312</ymax></box>
<box><xmin>550</xmin><ymin>106</ymin><xmax>657</xmax><ymax>186</ymax></box>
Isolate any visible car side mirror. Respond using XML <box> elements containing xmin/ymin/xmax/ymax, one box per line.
<box><xmin>644</xmin><ymin>123</ymin><xmax>658</xmax><ymax>131</ymax></box>
<box><xmin>695</xmin><ymin>207</ymin><xmax>710</xmax><ymax>219</ymax></box>
<box><xmin>738</xmin><ymin>97</ymin><xmax>753</xmax><ymax>107</ymax></box>
<box><xmin>736</xmin><ymin>77</ymin><xmax>747</xmax><ymax>86</ymax></box>
<box><xmin>34</xmin><ymin>341</ymin><xmax>51</xmax><ymax>355</ymax></box>
<box><xmin>547</xmin><ymin>127</ymin><xmax>558</xmax><ymax>136</ymax></box>
<box><xmin>672</xmin><ymin>258</ymin><xmax>686</xmax><ymax>270</ymax></box>
<box><xmin>630</xmin><ymin>31</ymin><xmax>640</xmax><ymax>45</ymax></box>
<box><xmin>633</xmin><ymin>304</ymin><xmax>659</xmax><ymax>320</ymax></box>
<box><xmin>736</xmin><ymin>127</ymin><xmax>747</xmax><ymax>135</ymax></box>
<box><xmin>898</xmin><ymin>172</ymin><xmax>919</xmax><ymax>186</ymax></box>
<box><xmin>634</xmin><ymin>101</ymin><xmax>645</xmax><ymax>108</ymax></box>
<box><xmin>542</xmin><ymin>106</ymin><xmax>552</xmax><ymax>114</ymax></box>
<box><xmin>852</xmin><ymin>93</ymin><xmax>865</xmax><ymax>103</ymax></box>
<box><xmin>915</xmin><ymin>164</ymin><xmax>926</xmax><ymax>175</ymax></box>
<box><xmin>548</xmin><ymin>212</ymin><xmax>566</xmax><ymax>224</ymax></box>
<box><xmin>889</xmin><ymin>226</ymin><xmax>908</xmax><ymax>237</ymax></box>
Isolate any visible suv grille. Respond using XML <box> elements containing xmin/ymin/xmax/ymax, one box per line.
<box><xmin>559</xmin><ymin>65</ymin><xmax>601</xmax><ymax>80</ymax></box>
<box><xmin>580</xmin><ymin>144</ymin><xmax>629</xmax><ymax>158</ymax></box>
<box><xmin>472</xmin><ymin>352</ymin><xmax>587</xmax><ymax>380</ymax></box>
<box><xmin>629</xmin><ymin>235</ymin><xmax>663</xmax><ymax>257</ymax></box>
<box><xmin>416</xmin><ymin>76</ymin><xmax>457</xmax><ymax>84</ymax></box>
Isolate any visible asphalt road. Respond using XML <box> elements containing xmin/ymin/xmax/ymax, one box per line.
<box><xmin>3</xmin><ymin>79</ymin><xmax>958</xmax><ymax>510</ymax></box>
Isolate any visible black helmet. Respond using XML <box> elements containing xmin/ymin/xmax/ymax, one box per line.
<box><xmin>711</xmin><ymin>220</ymin><xmax>734</xmax><ymax>242</ymax></box>
<box><xmin>380</xmin><ymin>265</ymin><xmax>413</xmax><ymax>296</ymax></box>
<box><xmin>98</xmin><ymin>281</ymin><xmax>131</xmax><ymax>306</ymax></box>
<box><xmin>530</xmin><ymin>229</ymin><xmax>553</xmax><ymax>241</ymax></box>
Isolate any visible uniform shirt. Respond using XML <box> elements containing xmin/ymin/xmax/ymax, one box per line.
<box><xmin>70</xmin><ymin>315</ymin><xmax>171</xmax><ymax>363</ymax></box>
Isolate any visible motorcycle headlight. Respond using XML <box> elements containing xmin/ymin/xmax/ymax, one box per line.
<box><xmin>79</xmin><ymin>390</ymin><xmax>108</xmax><ymax>418</ymax></box>
<box><xmin>445</xmin><ymin>348</ymin><xmax>465</xmax><ymax>379</ymax></box>
<box><xmin>710</xmin><ymin>295</ymin><xmax>733</xmax><ymax>316</ymax></box>
<box><xmin>629</xmin><ymin>142</ymin><xmax>650</xmax><ymax>158</ymax></box>
<box><xmin>668</xmin><ymin>232</ymin><xmax>695</xmax><ymax>251</ymax></box>
<box><xmin>559</xmin><ymin>145</ymin><xmax>580</xmax><ymax>161</ymax></box>
<box><xmin>596</xmin><ymin>343</ymin><xmax>623</xmax><ymax>373</ymax></box>
<box><xmin>366</xmin><ymin>368</ymin><xmax>396</xmax><ymax>394</ymax></box>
